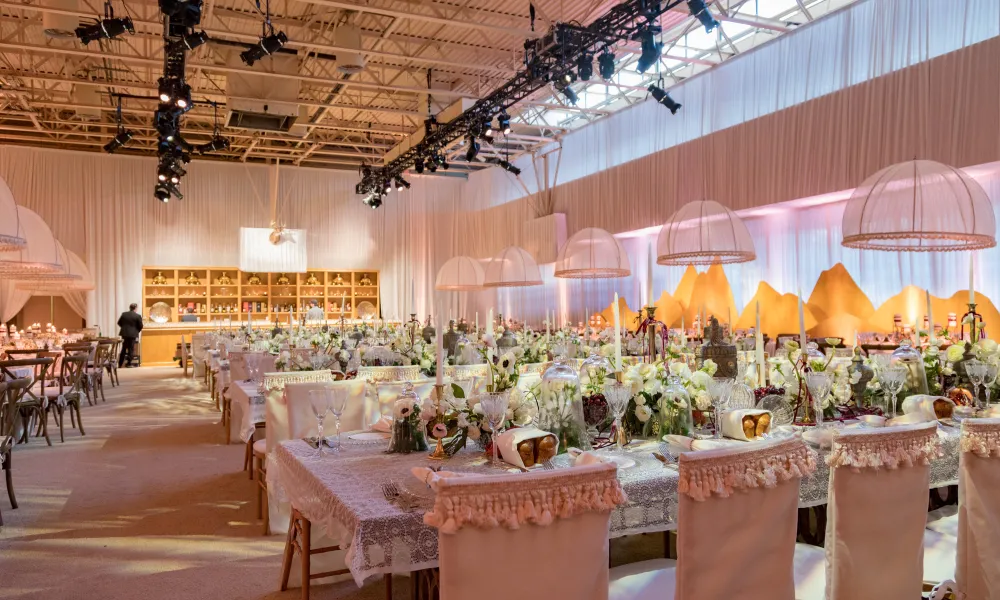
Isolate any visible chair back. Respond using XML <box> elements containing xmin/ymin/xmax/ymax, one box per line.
<box><xmin>373</xmin><ymin>380</ymin><xmax>435</xmax><ymax>425</ymax></box>
<box><xmin>274</xmin><ymin>380</ymin><xmax>369</xmax><ymax>452</ymax></box>
<box><xmin>229</xmin><ymin>351</ymin><xmax>274</xmax><ymax>381</ymax></box>
<box><xmin>675</xmin><ymin>438</ymin><xmax>816</xmax><ymax>599</ymax></box>
<box><xmin>59</xmin><ymin>354</ymin><xmax>88</xmax><ymax>396</ymax></box>
<box><xmin>425</xmin><ymin>463</ymin><xmax>627</xmax><ymax>600</ymax></box>
<box><xmin>0</xmin><ymin>357</ymin><xmax>55</xmax><ymax>391</ymax></box>
<box><xmin>1</xmin><ymin>377</ymin><xmax>30</xmax><ymax>440</ymax></box>
<box><xmin>956</xmin><ymin>418</ymin><xmax>1000</xmax><ymax>597</ymax></box>
<box><xmin>3</xmin><ymin>349</ymin><xmax>39</xmax><ymax>360</ymax></box>
<box><xmin>36</xmin><ymin>351</ymin><xmax>62</xmax><ymax>380</ymax></box>
<box><xmin>825</xmin><ymin>422</ymin><xmax>938</xmax><ymax>600</ymax></box>
<box><xmin>62</xmin><ymin>342</ymin><xmax>96</xmax><ymax>362</ymax></box>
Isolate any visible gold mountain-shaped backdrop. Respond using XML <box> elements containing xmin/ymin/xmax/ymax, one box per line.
<box><xmin>597</xmin><ymin>262</ymin><xmax>997</xmax><ymax>339</ymax></box>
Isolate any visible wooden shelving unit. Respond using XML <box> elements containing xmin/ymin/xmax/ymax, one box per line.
<box><xmin>141</xmin><ymin>267</ymin><xmax>380</xmax><ymax>324</ymax></box>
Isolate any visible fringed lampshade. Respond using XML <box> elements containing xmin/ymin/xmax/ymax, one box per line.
<box><xmin>0</xmin><ymin>206</ymin><xmax>62</xmax><ymax>276</ymax></box>
<box><xmin>842</xmin><ymin>160</ymin><xmax>996</xmax><ymax>251</ymax></box>
<box><xmin>555</xmin><ymin>227</ymin><xmax>631</xmax><ymax>279</ymax></box>
<box><xmin>484</xmin><ymin>246</ymin><xmax>543</xmax><ymax>287</ymax></box>
<box><xmin>435</xmin><ymin>256</ymin><xmax>485</xmax><ymax>291</ymax></box>
<box><xmin>656</xmin><ymin>200</ymin><xmax>755</xmax><ymax>265</ymax></box>
<box><xmin>17</xmin><ymin>246</ymin><xmax>92</xmax><ymax>291</ymax></box>
<box><xmin>0</xmin><ymin>176</ymin><xmax>26</xmax><ymax>252</ymax></box>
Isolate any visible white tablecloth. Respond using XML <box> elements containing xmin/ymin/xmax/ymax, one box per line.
<box><xmin>4</xmin><ymin>366</ymin><xmax>34</xmax><ymax>381</ymax></box>
<box><xmin>228</xmin><ymin>380</ymin><xmax>265</xmax><ymax>443</ymax></box>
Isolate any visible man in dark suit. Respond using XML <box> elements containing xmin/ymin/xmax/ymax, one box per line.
<box><xmin>117</xmin><ymin>303</ymin><xmax>143</xmax><ymax>367</ymax></box>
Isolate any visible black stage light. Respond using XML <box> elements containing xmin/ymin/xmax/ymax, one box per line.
<box><xmin>240</xmin><ymin>31</ymin><xmax>288</xmax><ymax>67</ymax></box>
<box><xmin>482</xmin><ymin>118</ymin><xmax>494</xmax><ymax>139</ymax></box>
<box><xmin>103</xmin><ymin>129</ymin><xmax>134</xmax><ymax>154</ymax></box>
<box><xmin>465</xmin><ymin>135</ymin><xmax>480</xmax><ymax>162</ymax></box>
<box><xmin>154</xmin><ymin>184</ymin><xmax>171</xmax><ymax>203</ymax></box>
<box><xmin>497</xmin><ymin>159</ymin><xmax>521</xmax><ymax>176</ymax></box>
<box><xmin>395</xmin><ymin>177</ymin><xmax>410</xmax><ymax>191</ymax></box>
<box><xmin>368</xmin><ymin>195</ymin><xmax>382</xmax><ymax>209</ymax></box>
<box><xmin>687</xmin><ymin>0</ymin><xmax>720</xmax><ymax>33</ymax></box>
<box><xmin>174</xmin><ymin>83</ymin><xmax>192</xmax><ymax>110</ymax></box>
<box><xmin>196</xmin><ymin>136</ymin><xmax>230</xmax><ymax>153</ymax></box>
<box><xmin>75</xmin><ymin>17</ymin><xmax>134</xmax><ymax>44</ymax></box>
<box><xmin>598</xmin><ymin>50</ymin><xmax>615</xmax><ymax>80</ymax></box>
<box><xmin>413</xmin><ymin>158</ymin><xmax>424</xmax><ymax>174</ymax></box>
<box><xmin>158</xmin><ymin>78</ymin><xmax>172</xmax><ymax>102</ymax></box>
<box><xmin>383</xmin><ymin>180</ymin><xmax>392</xmax><ymax>194</ymax></box>
<box><xmin>164</xmin><ymin>181</ymin><xmax>183</xmax><ymax>199</ymax></box>
<box><xmin>648</xmin><ymin>85</ymin><xmax>682</xmax><ymax>114</ymax></box>
<box><xmin>497</xmin><ymin>111</ymin><xmax>511</xmax><ymax>135</ymax></box>
<box><xmin>168</xmin><ymin>30</ymin><xmax>208</xmax><ymax>53</ymax></box>
<box><xmin>577</xmin><ymin>53</ymin><xmax>593</xmax><ymax>81</ymax></box>
<box><xmin>154</xmin><ymin>108</ymin><xmax>180</xmax><ymax>141</ymax></box>
<box><xmin>636</xmin><ymin>29</ymin><xmax>662</xmax><ymax>73</ymax></box>
<box><xmin>426</xmin><ymin>161</ymin><xmax>437</xmax><ymax>173</ymax></box>
<box><xmin>557</xmin><ymin>82</ymin><xmax>578</xmax><ymax>105</ymax></box>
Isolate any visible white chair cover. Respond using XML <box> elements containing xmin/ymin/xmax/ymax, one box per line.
<box><xmin>192</xmin><ymin>333</ymin><xmax>207</xmax><ymax>378</ymax></box>
<box><xmin>955</xmin><ymin>418</ymin><xmax>1000</xmax><ymax>597</ymax></box>
<box><xmin>424</xmin><ymin>462</ymin><xmax>627</xmax><ymax>600</ymax></box>
<box><xmin>823</xmin><ymin>422</ymin><xmax>939</xmax><ymax>600</ymax></box>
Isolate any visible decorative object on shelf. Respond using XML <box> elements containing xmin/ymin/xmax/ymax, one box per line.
<box><xmin>276</xmin><ymin>273</ymin><xmax>290</xmax><ymax>285</ymax></box>
<box><xmin>359</xmin><ymin>273</ymin><xmax>372</xmax><ymax>286</ymax></box>
<box><xmin>305</xmin><ymin>272</ymin><xmax>320</xmax><ymax>286</ymax></box>
<box><xmin>699</xmin><ymin>316</ymin><xmax>737</xmax><ymax>378</ymax></box>
<box><xmin>656</xmin><ymin>199</ymin><xmax>756</xmax><ymax>265</ymax></box>
<box><xmin>386</xmin><ymin>383</ymin><xmax>428</xmax><ymax>454</ymax></box>
<box><xmin>841</xmin><ymin>159</ymin><xmax>997</xmax><ymax>252</ymax></box>
<box><xmin>435</xmin><ymin>256</ymin><xmax>485</xmax><ymax>291</ymax></box>
<box><xmin>332</xmin><ymin>273</ymin><xmax>345</xmax><ymax>285</ymax></box>
<box><xmin>554</xmin><ymin>227</ymin><xmax>631</xmax><ymax>279</ymax></box>
<box><xmin>357</xmin><ymin>301</ymin><xmax>377</xmax><ymax>320</ymax></box>
<box><xmin>152</xmin><ymin>271</ymin><xmax>168</xmax><ymax>285</ymax></box>
<box><xmin>185</xmin><ymin>271</ymin><xmax>201</xmax><ymax>285</ymax></box>
<box><xmin>483</xmin><ymin>245</ymin><xmax>543</xmax><ymax>287</ymax></box>
<box><xmin>247</xmin><ymin>273</ymin><xmax>262</xmax><ymax>285</ymax></box>
<box><xmin>149</xmin><ymin>302</ymin><xmax>172</xmax><ymax>324</ymax></box>
<box><xmin>217</xmin><ymin>271</ymin><xmax>232</xmax><ymax>285</ymax></box>
<box><xmin>0</xmin><ymin>176</ymin><xmax>26</xmax><ymax>252</ymax></box>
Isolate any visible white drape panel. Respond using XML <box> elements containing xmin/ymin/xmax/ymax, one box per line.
<box><xmin>0</xmin><ymin>280</ymin><xmax>30</xmax><ymax>323</ymax></box>
<box><xmin>60</xmin><ymin>290</ymin><xmax>89</xmax><ymax>320</ymax></box>
<box><xmin>238</xmin><ymin>227</ymin><xmax>308</xmax><ymax>273</ymax></box>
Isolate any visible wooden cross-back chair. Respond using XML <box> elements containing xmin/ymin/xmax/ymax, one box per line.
<box><xmin>42</xmin><ymin>354</ymin><xmax>88</xmax><ymax>443</ymax></box>
<box><xmin>1</xmin><ymin>378</ymin><xmax>31</xmax><ymax>525</ymax></box>
<box><xmin>0</xmin><ymin>358</ymin><xmax>55</xmax><ymax>446</ymax></box>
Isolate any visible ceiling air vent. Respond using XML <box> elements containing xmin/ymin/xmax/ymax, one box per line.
<box><xmin>225</xmin><ymin>51</ymin><xmax>301</xmax><ymax>132</ymax></box>
<box><xmin>226</xmin><ymin>110</ymin><xmax>296</xmax><ymax>132</ymax></box>
<box><xmin>334</xmin><ymin>25</ymin><xmax>366</xmax><ymax>74</ymax></box>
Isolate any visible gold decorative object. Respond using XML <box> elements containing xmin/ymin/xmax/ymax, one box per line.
<box><xmin>217</xmin><ymin>271</ymin><xmax>232</xmax><ymax>285</ymax></box>
<box><xmin>276</xmin><ymin>273</ymin><xmax>290</xmax><ymax>285</ymax></box>
<box><xmin>152</xmin><ymin>271</ymin><xmax>167</xmax><ymax>285</ymax></box>
<box><xmin>306</xmin><ymin>272</ymin><xmax>320</xmax><ymax>286</ymax></box>
<box><xmin>185</xmin><ymin>271</ymin><xmax>201</xmax><ymax>285</ymax></box>
<box><xmin>699</xmin><ymin>316</ymin><xmax>737</xmax><ymax>379</ymax></box>
<box><xmin>359</xmin><ymin>273</ymin><xmax>372</xmax><ymax>286</ymax></box>
<box><xmin>247</xmin><ymin>273</ymin><xmax>262</xmax><ymax>285</ymax></box>
<box><xmin>333</xmin><ymin>273</ymin><xmax>344</xmax><ymax>285</ymax></box>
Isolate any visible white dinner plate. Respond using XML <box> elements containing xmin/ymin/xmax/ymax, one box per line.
<box><xmin>348</xmin><ymin>431</ymin><xmax>390</xmax><ymax>441</ymax></box>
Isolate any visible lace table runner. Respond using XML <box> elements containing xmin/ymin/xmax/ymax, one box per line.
<box><xmin>271</xmin><ymin>425</ymin><xmax>961</xmax><ymax>586</ymax></box>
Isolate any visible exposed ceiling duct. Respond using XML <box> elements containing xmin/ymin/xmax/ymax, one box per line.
<box><xmin>334</xmin><ymin>25</ymin><xmax>366</xmax><ymax>74</ymax></box>
<box><xmin>225</xmin><ymin>51</ymin><xmax>303</xmax><ymax>132</ymax></box>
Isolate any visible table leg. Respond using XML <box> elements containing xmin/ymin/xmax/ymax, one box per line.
<box><xmin>301</xmin><ymin>517</ymin><xmax>311</xmax><ymax>600</ymax></box>
<box><xmin>410</xmin><ymin>567</ymin><xmax>440</xmax><ymax>600</ymax></box>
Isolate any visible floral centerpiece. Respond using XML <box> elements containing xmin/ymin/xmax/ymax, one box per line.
<box><xmin>386</xmin><ymin>384</ymin><xmax>428</xmax><ymax>454</ymax></box>
<box><xmin>533</xmin><ymin>357</ymin><xmax>588</xmax><ymax>453</ymax></box>
<box><xmin>621</xmin><ymin>359</ymin><xmax>716</xmax><ymax>437</ymax></box>
<box><xmin>432</xmin><ymin>382</ymin><xmax>536</xmax><ymax>457</ymax></box>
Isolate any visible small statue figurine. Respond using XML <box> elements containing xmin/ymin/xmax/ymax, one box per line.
<box><xmin>359</xmin><ymin>273</ymin><xmax>372</xmax><ymax>286</ymax></box>
<box><xmin>305</xmin><ymin>272</ymin><xmax>320</xmax><ymax>286</ymax></box>
<box><xmin>699</xmin><ymin>316</ymin><xmax>738</xmax><ymax>379</ymax></box>
<box><xmin>332</xmin><ymin>273</ymin><xmax>345</xmax><ymax>286</ymax></box>
<box><xmin>185</xmin><ymin>271</ymin><xmax>201</xmax><ymax>285</ymax></box>
<box><xmin>152</xmin><ymin>271</ymin><xmax>167</xmax><ymax>285</ymax></box>
<box><xmin>276</xmin><ymin>273</ymin><xmax>290</xmax><ymax>285</ymax></box>
<box><xmin>217</xmin><ymin>271</ymin><xmax>232</xmax><ymax>285</ymax></box>
<box><xmin>247</xmin><ymin>273</ymin><xmax>262</xmax><ymax>286</ymax></box>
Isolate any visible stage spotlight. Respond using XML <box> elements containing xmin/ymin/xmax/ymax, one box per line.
<box><xmin>497</xmin><ymin>111</ymin><xmax>511</xmax><ymax>135</ymax></box>
<box><xmin>598</xmin><ymin>50</ymin><xmax>615</xmax><ymax>79</ymax></box>
<box><xmin>426</xmin><ymin>161</ymin><xmax>437</xmax><ymax>173</ymax></box>
<box><xmin>497</xmin><ymin>159</ymin><xmax>521</xmax><ymax>176</ymax></box>
<box><xmin>75</xmin><ymin>16</ymin><xmax>134</xmax><ymax>45</ymax></box>
<box><xmin>174</xmin><ymin>83</ymin><xmax>192</xmax><ymax>110</ymax></box>
<box><xmin>154</xmin><ymin>108</ymin><xmax>179</xmax><ymax>140</ymax></box>
<box><xmin>164</xmin><ymin>181</ymin><xmax>183</xmax><ymax>199</ymax></box>
<box><xmin>482</xmin><ymin>117</ymin><xmax>494</xmax><ymax>139</ymax></box>
<box><xmin>168</xmin><ymin>30</ymin><xmax>208</xmax><ymax>53</ymax></box>
<box><xmin>413</xmin><ymin>158</ymin><xmax>424</xmax><ymax>174</ymax></box>
<box><xmin>383</xmin><ymin>180</ymin><xmax>392</xmax><ymax>194</ymax></box>
<box><xmin>636</xmin><ymin>29</ymin><xmax>662</xmax><ymax>73</ymax></box>
<box><xmin>687</xmin><ymin>0</ymin><xmax>720</xmax><ymax>33</ymax></box>
<box><xmin>154</xmin><ymin>184</ymin><xmax>170</xmax><ymax>203</ymax></box>
<box><xmin>465</xmin><ymin>135</ymin><xmax>480</xmax><ymax>162</ymax></box>
<box><xmin>196</xmin><ymin>136</ymin><xmax>230</xmax><ymax>153</ymax></box>
<box><xmin>395</xmin><ymin>177</ymin><xmax>410</xmax><ymax>191</ymax></box>
<box><xmin>240</xmin><ymin>31</ymin><xmax>287</xmax><ymax>67</ymax></box>
<box><xmin>103</xmin><ymin>129</ymin><xmax>134</xmax><ymax>154</ymax></box>
<box><xmin>556</xmin><ymin>82</ymin><xmax>578</xmax><ymax>105</ymax></box>
<box><xmin>576</xmin><ymin>53</ymin><xmax>593</xmax><ymax>81</ymax></box>
<box><xmin>648</xmin><ymin>85</ymin><xmax>682</xmax><ymax>114</ymax></box>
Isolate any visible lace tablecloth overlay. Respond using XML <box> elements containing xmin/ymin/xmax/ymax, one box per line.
<box><xmin>271</xmin><ymin>425</ymin><xmax>961</xmax><ymax>586</ymax></box>
<box><xmin>228</xmin><ymin>381</ymin><xmax>265</xmax><ymax>442</ymax></box>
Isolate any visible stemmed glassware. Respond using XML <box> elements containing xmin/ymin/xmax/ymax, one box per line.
<box><xmin>327</xmin><ymin>386</ymin><xmax>348</xmax><ymax>452</ymax></box>
<box><xmin>308</xmin><ymin>389</ymin><xmax>330</xmax><ymax>456</ymax></box>
<box><xmin>965</xmin><ymin>359</ymin><xmax>987</xmax><ymax>410</ymax></box>
<box><xmin>805</xmin><ymin>371</ymin><xmax>833</xmax><ymax>428</ymax></box>
<box><xmin>603</xmin><ymin>381</ymin><xmax>632</xmax><ymax>451</ymax></box>
<box><xmin>707</xmin><ymin>378</ymin><xmax>734</xmax><ymax>439</ymax></box>
<box><xmin>985</xmin><ymin>360</ymin><xmax>999</xmax><ymax>407</ymax></box>
<box><xmin>880</xmin><ymin>365</ymin><xmax>908</xmax><ymax>418</ymax></box>
<box><xmin>479</xmin><ymin>392</ymin><xmax>510</xmax><ymax>466</ymax></box>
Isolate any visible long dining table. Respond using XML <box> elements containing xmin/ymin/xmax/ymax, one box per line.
<box><xmin>269</xmin><ymin>425</ymin><xmax>961</xmax><ymax>589</ymax></box>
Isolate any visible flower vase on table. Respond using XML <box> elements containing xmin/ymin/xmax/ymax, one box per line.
<box><xmin>658</xmin><ymin>376</ymin><xmax>693</xmax><ymax>436</ymax></box>
<box><xmin>538</xmin><ymin>358</ymin><xmax>588</xmax><ymax>453</ymax></box>
<box><xmin>386</xmin><ymin>383</ymin><xmax>428</xmax><ymax>454</ymax></box>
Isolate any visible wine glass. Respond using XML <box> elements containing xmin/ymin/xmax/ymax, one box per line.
<box><xmin>308</xmin><ymin>389</ymin><xmax>330</xmax><ymax>456</ymax></box>
<box><xmin>327</xmin><ymin>386</ymin><xmax>348</xmax><ymax>452</ymax></box>
<box><xmin>880</xmin><ymin>365</ymin><xmax>908</xmax><ymax>418</ymax></box>
<box><xmin>985</xmin><ymin>360</ymin><xmax>999</xmax><ymax>407</ymax></box>
<box><xmin>603</xmin><ymin>381</ymin><xmax>632</xmax><ymax>451</ymax></box>
<box><xmin>965</xmin><ymin>359</ymin><xmax>987</xmax><ymax>410</ymax></box>
<box><xmin>805</xmin><ymin>371</ymin><xmax>833</xmax><ymax>428</ymax></box>
<box><xmin>479</xmin><ymin>392</ymin><xmax>510</xmax><ymax>466</ymax></box>
<box><xmin>707</xmin><ymin>378</ymin><xmax>734</xmax><ymax>439</ymax></box>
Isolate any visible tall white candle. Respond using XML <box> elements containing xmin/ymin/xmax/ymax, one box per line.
<box><xmin>646</xmin><ymin>242</ymin><xmax>654</xmax><ymax>306</ymax></box>
<box><xmin>435</xmin><ymin>316</ymin><xmax>444</xmax><ymax>386</ymax></box>
<box><xmin>680</xmin><ymin>314</ymin><xmax>686</xmax><ymax>347</ymax></box>
<box><xmin>969</xmin><ymin>254</ymin><xmax>975</xmax><ymax>304</ymax></box>
<box><xmin>486</xmin><ymin>308</ymin><xmax>494</xmax><ymax>361</ymax></box>
<box><xmin>926</xmin><ymin>290</ymin><xmax>935</xmax><ymax>345</ymax></box>
<box><xmin>755</xmin><ymin>301</ymin><xmax>765</xmax><ymax>386</ymax></box>
<box><xmin>798</xmin><ymin>289</ymin><xmax>807</xmax><ymax>350</ymax></box>
<box><xmin>545</xmin><ymin>310</ymin><xmax>551</xmax><ymax>346</ymax></box>
<box><xmin>475</xmin><ymin>312</ymin><xmax>479</xmax><ymax>339</ymax></box>
<box><xmin>612</xmin><ymin>293</ymin><xmax>622</xmax><ymax>372</ymax></box>
<box><xmin>410</xmin><ymin>279</ymin><xmax>415</xmax><ymax>313</ymax></box>
<box><xmin>341</xmin><ymin>293</ymin><xmax>346</xmax><ymax>317</ymax></box>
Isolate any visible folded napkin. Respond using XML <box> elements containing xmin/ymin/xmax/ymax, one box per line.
<box><xmin>410</xmin><ymin>467</ymin><xmax>471</xmax><ymax>491</ymax></box>
<box><xmin>572</xmin><ymin>450</ymin><xmax>611</xmax><ymax>467</ymax></box>
<box><xmin>663</xmin><ymin>434</ymin><xmax>743</xmax><ymax>451</ymax></box>
<box><xmin>720</xmin><ymin>408</ymin><xmax>773</xmax><ymax>441</ymax></box>
<box><xmin>901</xmin><ymin>394</ymin><xmax>955</xmax><ymax>421</ymax></box>
<box><xmin>497</xmin><ymin>427</ymin><xmax>559</xmax><ymax>469</ymax></box>
<box><xmin>887</xmin><ymin>411</ymin><xmax>934</xmax><ymax>426</ymax></box>
<box><xmin>801</xmin><ymin>427</ymin><xmax>835</xmax><ymax>448</ymax></box>
<box><xmin>370</xmin><ymin>415</ymin><xmax>393</xmax><ymax>433</ymax></box>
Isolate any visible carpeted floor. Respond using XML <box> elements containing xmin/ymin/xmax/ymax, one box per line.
<box><xmin>0</xmin><ymin>367</ymin><xmax>662</xmax><ymax>600</ymax></box>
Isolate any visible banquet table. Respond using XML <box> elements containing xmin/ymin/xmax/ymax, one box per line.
<box><xmin>270</xmin><ymin>426</ymin><xmax>961</xmax><ymax>587</ymax></box>
<box><xmin>227</xmin><ymin>380</ymin><xmax>265</xmax><ymax>443</ymax></box>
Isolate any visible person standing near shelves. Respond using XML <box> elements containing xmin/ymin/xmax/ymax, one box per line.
<box><xmin>117</xmin><ymin>303</ymin><xmax>143</xmax><ymax>368</ymax></box>
<box><xmin>305</xmin><ymin>299</ymin><xmax>324</xmax><ymax>322</ymax></box>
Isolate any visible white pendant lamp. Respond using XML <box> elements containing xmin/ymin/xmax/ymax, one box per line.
<box><xmin>0</xmin><ymin>176</ymin><xmax>26</xmax><ymax>252</ymax></box>
<box><xmin>842</xmin><ymin>159</ymin><xmax>996</xmax><ymax>251</ymax></box>
<box><xmin>656</xmin><ymin>199</ymin><xmax>755</xmax><ymax>265</ymax></box>
<box><xmin>484</xmin><ymin>246</ymin><xmax>543</xmax><ymax>287</ymax></box>
<box><xmin>554</xmin><ymin>227</ymin><xmax>631</xmax><ymax>279</ymax></box>
<box><xmin>435</xmin><ymin>256</ymin><xmax>486</xmax><ymax>291</ymax></box>
<box><xmin>0</xmin><ymin>206</ymin><xmax>62</xmax><ymax>276</ymax></box>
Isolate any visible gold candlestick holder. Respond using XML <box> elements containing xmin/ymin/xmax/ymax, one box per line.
<box><xmin>428</xmin><ymin>383</ymin><xmax>448</xmax><ymax>460</ymax></box>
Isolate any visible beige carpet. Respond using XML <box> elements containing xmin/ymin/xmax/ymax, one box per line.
<box><xmin>0</xmin><ymin>367</ymin><xmax>662</xmax><ymax>600</ymax></box>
